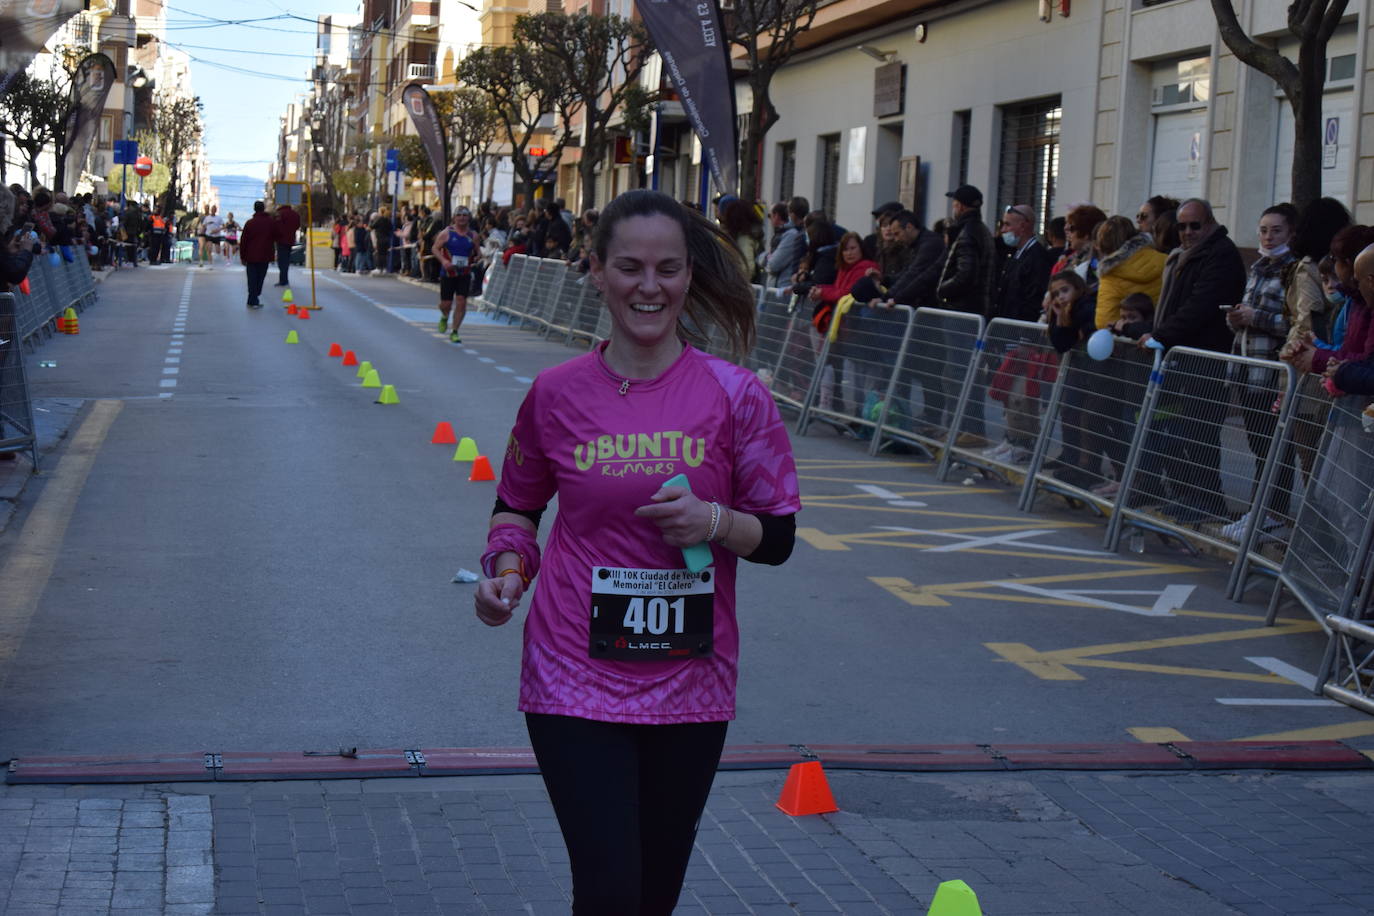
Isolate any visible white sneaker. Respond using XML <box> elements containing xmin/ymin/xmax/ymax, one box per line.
<box><xmin>1006</xmin><ymin>447</ymin><xmax>1033</xmax><ymax>465</ymax></box>
<box><xmin>981</xmin><ymin>440</ymin><xmax>1015</xmax><ymax>460</ymax></box>
<box><xmin>1219</xmin><ymin>512</ymin><xmax>1284</xmax><ymax>542</ymax></box>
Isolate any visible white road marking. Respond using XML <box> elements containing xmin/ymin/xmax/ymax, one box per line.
<box><xmin>463</xmin><ymin>349</ymin><xmax>479</xmax><ymax>355</ymax></box>
<box><xmin>478</xmin><ymin>357</ymin><xmax>495</xmax><ymax>364</ymax></box>
<box><xmin>855</xmin><ymin>484</ymin><xmax>927</xmax><ymax>508</ymax></box>
<box><xmin>1215</xmin><ymin>698</ymin><xmax>1341</xmax><ymax>706</ymax></box>
<box><xmin>159</xmin><ymin>379</ymin><xmax>177</xmax><ymax>388</ymax></box>
<box><xmin>165</xmin><ymin>357</ymin><xmax>180</xmax><ymax>364</ymax></box>
<box><xmin>162</xmin><ymin>368</ymin><xmax>178</xmax><ymax>375</ymax></box>
<box><xmin>515</xmin><ymin>376</ymin><xmax>533</xmax><ymax>384</ymax></box>
<box><xmin>987</xmin><ymin>582</ymin><xmax>1194</xmax><ymax>617</ymax></box>
<box><xmin>874</xmin><ymin>525</ymin><xmax>1114</xmax><ymax>556</ymax></box>
<box><xmin>495</xmin><ymin>366</ymin><xmax>513</xmax><ymax>373</ymax></box>
<box><xmin>168</xmin><ymin>348</ymin><xmax>182</xmax><ymax>355</ymax></box>
<box><xmin>1245</xmin><ymin>656</ymin><xmax>1318</xmax><ymax>691</ymax></box>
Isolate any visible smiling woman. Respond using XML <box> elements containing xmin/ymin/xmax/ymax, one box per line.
<box><xmin>471</xmin><ymin>191</ymin><xmax>802</xmax><ymax>914</ymax></box>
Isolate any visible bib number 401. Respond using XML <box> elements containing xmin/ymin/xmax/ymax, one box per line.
<box><xmin>622</xmin><ymin>596</ymin><xmax>686</xmax><ymax>635</ymax></box>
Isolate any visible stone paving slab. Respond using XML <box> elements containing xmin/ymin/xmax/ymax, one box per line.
<box><xmin>3</xmin><ymin>767</ymin><xmax>1372</xmax><ymax>914</ymax></box>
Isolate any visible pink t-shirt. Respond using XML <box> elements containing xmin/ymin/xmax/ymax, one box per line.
<box><xmin>497</xmin><ymin>342</ymin><xmax>802</xmax><ymax>724</ymax></box>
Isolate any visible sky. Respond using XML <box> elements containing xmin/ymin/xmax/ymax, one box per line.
<box><xmin>163</xmin><ymin>3</ymin><xmax>347</xmax><ymax>185</ymax></box>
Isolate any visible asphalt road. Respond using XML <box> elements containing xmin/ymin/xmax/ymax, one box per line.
<box><xmin>0</xmin><ymin>261</ymin><xmax>1369</xmax><ymax>763</ymax></box>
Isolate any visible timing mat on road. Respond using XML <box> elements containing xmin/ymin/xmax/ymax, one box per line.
<box><xmin>6</xmin><ymin>741</ymin><xmax>1370</xmax><ymax>784</ymax></box>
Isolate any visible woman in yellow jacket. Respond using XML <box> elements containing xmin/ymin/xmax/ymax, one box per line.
<box><xmin>1094</xmin><ymin>216</ymin><xmax>1166</xmax><ymax>329</ymax></box>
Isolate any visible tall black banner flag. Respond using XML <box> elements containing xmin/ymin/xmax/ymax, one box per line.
<box><xmin>636</xmin><ymin>0</ymin><xmax>738</xmax><ymax>196</ymax></box>
<box><xmin>0</xmin><ymin>0</ymin><xmax>86</xmax><ymax>96</ymax></box>
<box><xmin>402</xmin><ymin>83</ymin><xmax>450</xmax><ymax>224</ymax></box>
<box><xmin>63</xmin><ymin>53</ymin><xmax>115</xmax><ymax>193</ymax></box>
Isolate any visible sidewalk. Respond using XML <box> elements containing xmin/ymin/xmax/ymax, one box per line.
<box><xmin>2</xmin><ymin>764</ymin><xmax>1373</xmax><ymax>915</ymax></box>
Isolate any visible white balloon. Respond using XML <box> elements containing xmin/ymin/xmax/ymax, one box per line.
<box><xmin>1086</xmin><ymin>328</ymin><xmax>1115</xmax><ymax>361</ymax></box>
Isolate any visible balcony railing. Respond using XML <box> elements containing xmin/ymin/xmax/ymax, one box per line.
<box><xmin>406</xmin><ymin>63</ymin><xmax>435</xmax><ymax>81</ymax></box>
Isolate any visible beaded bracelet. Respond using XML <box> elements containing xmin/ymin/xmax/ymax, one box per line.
<box><xmin>705</xmin><ymin>501</ymin><xmax>721</xmax><ymax>543</ymax></box>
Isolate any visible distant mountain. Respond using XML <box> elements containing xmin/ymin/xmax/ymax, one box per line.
<box><xmin>212</xmin><ymin>174</ymin><xmax>267</xmax><ymax>221</ymax></box>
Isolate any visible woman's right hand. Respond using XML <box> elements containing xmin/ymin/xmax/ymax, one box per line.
<box><xmin>474</xmin><ymin>573</ymin><xmax>524</xmax><ymax>627</ymax></box>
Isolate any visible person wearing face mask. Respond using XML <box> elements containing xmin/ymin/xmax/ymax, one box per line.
<box><xmin>993</xmin><ymin>204</ymin><xmax>1052</xmax><ymax>321</ymax></box>
<box><xmin>1217</xmin><ymin>204</ymin><xmax>1298</xmax><ymax>541</ymax></box>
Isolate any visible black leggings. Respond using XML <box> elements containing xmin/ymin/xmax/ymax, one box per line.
<box><xmin>526</xmin><ymin>713</ymin><xmax>728</xmax><ymax>916</ymax></box>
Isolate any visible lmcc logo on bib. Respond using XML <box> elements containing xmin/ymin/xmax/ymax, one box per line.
<box><xmin>574</xmin><ymin>431</ymin><xmax>707</xmax><ymax>477</ymax></box>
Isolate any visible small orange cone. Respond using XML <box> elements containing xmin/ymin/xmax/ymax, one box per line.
<box><xmin>55</xmin><ymin>314</ymin><xmax>66</xmax><ymax>333</ymax></box>
<box><xmin>431</xmin><ymin>422</ymin><xmax>457</xmax><ymax>444</ymax></box>
<box><xmin>468</xmin><ymin>456</ymin><xmax>496</xmax><ymax>482</ymax></box>
<box><xmin>286</xmin><ymin>303</ymin><xmax>298</xmax><ymax>315</ymax></box>
<box><xmin>328</xmin><ymin>342</ymin><xmax>343</xmax><ymax>357</ymax></box>
<box><xmin>341</xmin><ymin>350</ymin><xmax>358</xmax><ymax>366</ymax></box>
<box><xmin>775</xmin><ymin>761</ymin><xmax>839</xmax><ymax>816</ymax></box>
<box><xmin>62</xmin><ymin>307</ymin><xmax>79</xmax><ymax>335</ymax></box>
<box><xmin>297</xmin><ymin>308</ymin><xmax>310</xmax><ymax>320</ymax></box>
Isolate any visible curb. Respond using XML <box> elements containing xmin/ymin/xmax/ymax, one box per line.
<box><xmin>8</xmin><ymin>740</ymin><xmax>1371</xmax><ymax>785</ymax></box>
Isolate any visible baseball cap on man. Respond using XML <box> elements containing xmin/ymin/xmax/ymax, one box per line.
<box><xmin>870</xmin><ymin>201</ymin><xmax>902</xmax><ymax>217</ymax></box>
<box><xmin>945</xmin><ymin>185</ymin><xmax>983</xmax><ymax>207</ymax></box>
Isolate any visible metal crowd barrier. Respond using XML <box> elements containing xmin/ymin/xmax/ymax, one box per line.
<box><xmin>13</xmin><ymin>248</ymin><xmax>98</xmax><ymax>344</ymax></box>
<box><xmin>1265</xmin><ymin>395</ymin><xmax>1374</xmax><ymax>629</ymax></box>
<box><xmin>1016</xmin><ymin>337</ymin><xmax>1156</xmax><ymax>514</ymax></box>
<box><xmin>797</xmin><ymin>303</ymin><xmax>917</xmax><ymax>442</ymax></box>
<box><xmin>871</xmin><ymin>308</ymin><xmax>984</xmax><ymax>459</ymax></box>
<box><xmin>1104</xmin><ymin>347</ymin><xmax>1296</xmax><ymax>557</ymax></box>
<box><xmin>1315</xmin><ymin>614</ymin><xmax>1374</xmax><ymax>715</ymax></box>
<box><xmin>938</xmin><ymin>317</ymin><xmax>1063</xmax><ymax>481</ymax></box>
<box><xmin>0</xmin><ymin>292</ymin><xmax>37</xmax><ymax>465</ymax></box>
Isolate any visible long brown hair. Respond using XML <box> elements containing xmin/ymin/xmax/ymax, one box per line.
<box><xmin>592</xmin><ymin>189</ymin><xmax>755</xmax><ymax>358</ymax></box>
<box><xmin>834</xmin><ymin>231</ymin><xmax>864</xmax><ymax>272</ymax></box>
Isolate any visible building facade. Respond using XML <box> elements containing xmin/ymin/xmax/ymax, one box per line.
<box><xmin>755</xmin><ymin>0</ymin><xmax>1371</xmax><ymax>246</ymax></box>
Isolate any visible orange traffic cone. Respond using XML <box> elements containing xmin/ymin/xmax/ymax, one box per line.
<box><xmin>468</xmin><ymin>456</ymin><xmax>496</xmax><ymax>482</ymax></box>
<box><xmin>431</xmin><ymin>422</ymin><xmax>457</xmax><ymax>445</ymax></box>
<box><xmin>297</xmin><ymin>308</ymin><xmax>310</xmax><ymax>320</ymax></box>
<box><xmin>341</xmin><ymin>350</ymin><xmax>358</xmax><ymax>367</ymax></box>
<box><xmin>286</xmin><ymin>303</ymin><xmax>298</xmax><ymax>315</ymax></box>
<box><xmin>328</xmin><ymin>342</ymin><xmax>343</xmax><ymax>357</ymax></box>
<box><xmin>55</xmin><ymin>314</ymin><xmax>66</xmax><ymax>333</ymax></box>
<box><xmin>775</xmin><ymin>761</ymin><xmax>838</xmax><ymax>816</ymax></box>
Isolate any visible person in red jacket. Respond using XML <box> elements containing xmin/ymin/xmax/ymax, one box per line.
<box><xmin>239</xmin><ymin>201</ymin><xmax>276</xmax><ymax>308</ymax></box>
<box><xmin>808</xmin><ymin>231</ymin><xmax>878</xmax><ymax>416</ymax></box>
<box><xmin>273</xmin><ymin>202</ymin><xmax>301</xmax><ymax>287</ymax></box>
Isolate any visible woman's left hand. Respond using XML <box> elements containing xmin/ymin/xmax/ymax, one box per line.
<box><xmin>1227</xmin><ymin>305</ymin><xmax>1254</xmax><ymax>329</ymax></box>
<box><xmin>634</xmin><ymin>485</ymin><xmax>713</xmax><ymax>547</ymax></box>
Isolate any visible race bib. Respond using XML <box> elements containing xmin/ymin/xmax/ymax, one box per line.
<box><xmin>451</xmin><ymin>255</ymin><xmax>469</xmax><ymax>268</ymax></box>
<box><xmin>589</xmin><ymin>566</ymin><xmax>714</xmax><ymax>661</ymax></box>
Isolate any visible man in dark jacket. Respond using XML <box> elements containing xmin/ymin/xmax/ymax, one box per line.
<box><xmin>273</xmin><ymin>202</ymin><xmax>301</xmax><ymax>287</ymax></box>
<box><xmin>994</xmin><ymin>204</ymin><xmax>1052</xmax><ymax>321</ymax></box>
<box><xmin>239</xmin><ymin>201</ymin><xmax>276</xmax><ymax>308</ymax></box>
<box><xmin>937</xmin><ymin>185</ymin><xmax>997</xmax><ymax>318</ymax></box>
<box><xmin>540</xmin><ymin>200</ymin><xmax>571</xmax><ymax>258</ymax></box>
<box><xmin>885</xmin><ymin>212</ymin><xmax>946</xmax><ymax>308</ymax></box>
<box><xmin>935</xmin><ymin>185</ymin><xmax>997</xmax><ymax>446</ymax></box>
<box><xmin>1141</xmin><ymin>197</ymin><xmax>1247</xmax><ymax>521</ymax></box>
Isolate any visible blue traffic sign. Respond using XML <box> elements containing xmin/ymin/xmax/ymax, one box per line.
<box><xmin>113</xmin><ymin>139</ymin><xmax>138</xmax><ymax>165</ymax></box>
<box><xmin>385</xmin><ymin>147</ymin><xmax>400</xmax><ymax>172</ymax></box>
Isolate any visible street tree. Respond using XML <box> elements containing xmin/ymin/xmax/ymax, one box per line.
<box><xmin>0</xmin><ymin>46</ymin><xmax>90</xmax><ymax>190</ymax></box>
<box><xmin>332</xmin><ymin>169</ymin><xmax>371</xmax><ymax>213</ymax></box>
<box><xmin>725</xmin><ymin>0</ymin><xmax>819</xmax><ymax>203</ymax></box>
<box><xmin>394</xmin><ymin>134</ymin><xmax>434</xmax><ymax>207</ymax></box>
<box><xmin>0</xmin><ymin>69</ymin><xmax>68</xmax><ymax>187</ymax></box>
<box><xmin>515</xmin><ymin>11</ymin><xmax>655</xmax><ymax>213</ymax></box>
<box><xmin>457</xmin><ymin>42</ymin><xmax>578</xmax><ymax>203</ymax></box>
<box><xmin>1210</xmin><ymin>0</ymin><xmax>1349</xmax><ymax>212</ymax></box>
<box><xmin>105</xmin><ymin>161</ymin><xmax>170</xmax><ymax>199</ymax></box>
<box><xmin>306</xmin><ymin>87</ymin><xmax>351</xmax><ymax>220</ymax></box>
<box><xmin>431</xmin><ymin>87</ymin><xmax>501</xmax><ymax>209</ymax></box>
<box><xmin>148</xmin><ymin>94</ymin><xmax>204</xmax><ymax>214</ymax></box>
